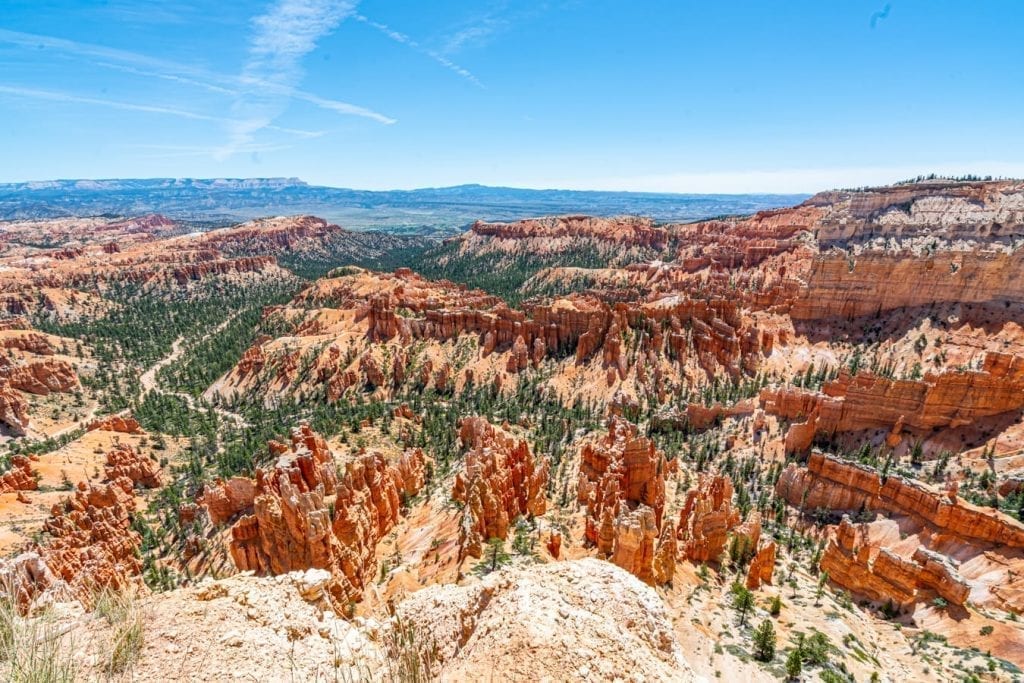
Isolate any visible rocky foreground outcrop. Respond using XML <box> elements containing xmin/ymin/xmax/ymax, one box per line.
<box><xmin>14</xmin><ymin>559</ymin><xmax>697</xmax><ymax>682</ymax></box>
<box><xmin>228</xmin><ymin>424</ymin><xmax>427</xmax><ymax>605</ymax></box>
<box><xmin>578</xmin><ymin>417</ymin><xmax>675</xmax><ymax>584</ymax></box>
<box><xmin>396</xmin><ymin>559</ymin><xmax>696</xmax><ymax>682</ymax></box>
<box><xmin>452</xmin><ymin>417</ymin><xmax>549</xmax><ymax>560</ymax></box>
<box><xmin>761</xmin><ymin>352</ymin><xmax>1024</xmax><ymax>453</ymax></box>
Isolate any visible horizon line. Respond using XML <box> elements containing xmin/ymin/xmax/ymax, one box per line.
<box><xmin>2</xmin><ymin>172</ymin><xmax>1020</xmax><ymax>198</ymax></box>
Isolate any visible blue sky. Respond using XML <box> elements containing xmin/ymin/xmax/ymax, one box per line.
<box><xmin>1</xmin><ymin>0</ymin><xmax>1022</xmax><ymax>192</ymax></box>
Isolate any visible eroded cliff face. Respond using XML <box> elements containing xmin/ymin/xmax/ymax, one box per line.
<box><xmin>777</xmin><ymin>451</ymin><xmax>1024</xmax><ymax>548</ymax></box>
<box><xmin>213</xmin><ymin>265</ymin><xmax>774</xmax><ymax>410</ymax></box>
<box><xmin>807</xmin><ymin>180</ymin><xmax>1024</xmax><ymax>246</ymax></box>
<box><xmin>451</xmin><ymin>417</ymin><xmax>549</xmax><ymax>561</ymax></box>
<box><xmin>198</xmin><ymin>215</ymin><xmax>343</xmax><ymax>255</ymax></box>
<box><xmin>778</xmin><ymin>452</ymin><xmax>1024</xmax><ymax>613</ymax></box>
<box><xmin>819</xmin><ymin>517</ymin><xmax>972</xmax><ymax>608</ymax></box>
<box><xmin>761</xmin><ymin>352</ymin><xmax>1024</xmax><ymax>453</ymax></box>
<box><xmin>790</xmin><ymin>250</ymin><xmax>1024</xmax><ymax>321</ymax></box>
<box><xmin>466</xmin><ymin>215</ymin><xmax>670</xmax><ymax>259</ymax></box>
<box><xmin>228</xmin><ymin>424</ymin><xmax>427</xmax><ymax>605</ymax></box>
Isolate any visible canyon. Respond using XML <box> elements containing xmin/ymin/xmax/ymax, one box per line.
<box><xmin>3</xmin><ymin>179</ymin><xmax>1024</xmax><ymax>681</ymax></box>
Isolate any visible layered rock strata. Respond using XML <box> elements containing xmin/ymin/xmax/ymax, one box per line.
<box><xmin>761</xmin><ymin>352</ymin><xmax>1024</xmax><ymax>453</ymax></box>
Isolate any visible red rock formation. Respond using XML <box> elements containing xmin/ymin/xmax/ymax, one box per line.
<box><xmin>330</xmin><ymin>448</ymin><xmax>426</xmax><ymax>602</ymax></box>
<box><xmin>547</xmin><ymin>531</ymin><xmax>562</xmax><ymax>559</ymax></box>
<box><xmin>761</xmin><ymin>353</ymin><xmax>1024</xmax><ymax>453</ymax></box>
<box><xmin>746</xmin><ymin>541</ymin><xmax>776</xmax><ymax>589</ymax></box>
<box><xmin>229</xmin><ymin>424</ymin><xmax>427</xmax><ymax>605</ymax></box>
<box><xmin>87</xmin><ymin>415</ymin><xmax>144</xmax><ymax>434</ymax></box>
<box><xmin>199</xmin><ymin>477</ymin><xmax>257</xmax><ymax>526</ymax></box>
<box><xmin>819</xmin><ymin>517</ymin><xmax>972</xmax><ymax>608</ymax></box>
<box><xmin>104</xmin><ymin>444</ymin><xmax>162</xmax><ymax>488</ymax></box>
<box><xmin>0</xmin><ymin>455</ymin><xmax>37</xmax><ymax>493</ymax></box>
<box><xmin>578</xmin><ymin>417</ymin><xmax>667</xmax><ymax>529</ymax></box>
<box><xmin>676</xmin><ymin>474</ymin><xmax>742</xmax><ymax>563</ymax></box>
<box><xmin>169</xmin><ymin>255</ymin><xmax>277</xmax><ymax>285</ymax></box>
<box><xmin>470</xmin><ymin>215</ymin><xmax>670</xmax><ymax>251</ymax></box>
<box><xmin>198</xmin><ymin>215</ymin><xmax>343</xmax><ymax>255</ymax></box>
<box><xmin>820</xmin><ymin>517</ymin><xmax>918</xmax><ymax>608</ymax></box>
<box><xmin>229</xmin><ymin>425</ymin><xmax>342</xmax><ymax>576</ymax></box>
<box><xmin>911</xmin><ymin>546</ymin><xmax>971</xmax><ymax>606</ymax></box>
<box><xmin>0</xmin><ymin>332</ymin><xmax>55</xmax><ymax>355</ymax></box>
<box><xmin>452</xmin><ymin>417</ymin><xmax>549</xmax><ymax>560</ymax></box>
<box><xmin>0</xmin><ymin>316</ymin><xmax>32</xmax><ymax>331</ymax></box>
<box><xmin>577</xmin><ymin>417</ymin><xmax>675</xmax><ymax>584</ymax></box>
<box><xmin>1</xmin><ymin>358</ymin><xmax>78</xmax><ymax>395</ymax></box>
<box><xmin>0</xmin><ymin>384</ymin><xmax>29</xmax><ymax>435</ymax></box>
<box><xmin>41</xmin><ymin>478</ymin><xmax>142</xmax><ymax>603</ymax></box>
<box><xmin>776</xmin><ymin>451</ymin><xmax>1024</xmax><ymax>549</ymax></box>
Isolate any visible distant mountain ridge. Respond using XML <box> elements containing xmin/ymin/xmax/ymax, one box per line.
<box><xmin>0</xmin><ymin>177</ymin><xmax>809</xmax><ymax>235</ymax></box>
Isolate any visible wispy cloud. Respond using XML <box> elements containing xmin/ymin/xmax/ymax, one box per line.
<box><xmin>0</xmin><ymin>84</ymin><xmax>225</xmax><ymax>122</ymax></box>
<box><xmin>441</xmin><ymin>17</ymin><xmax>507</xmax><ymax>55</ymax></box>
<box><xmin>0</xmin><ymin>24</ymin><xmax>394</xmax><ymax>159</ymax></box>
<box><xmin>0</xmin><ymin>84</ymin><xmax>324</xmax><ymax>138</ymax></box>
<box><xmin>127</xmin><ymin>142</ymin><xmax>297</xmax><ymax>159</ymax></box>
<box><xmin>95</xmin><ymin>62</ymin><xmax>239</xmax><ymax>97</ymax></box>
<box><xmin>218</xmin><ymin>0</ymin><xmax>373</xmax><ymax>159</ymax></box>
<box><xmin>354</xmin><ymin>14</ymin><xmax>483</xmax><ymax>87</ymax></box>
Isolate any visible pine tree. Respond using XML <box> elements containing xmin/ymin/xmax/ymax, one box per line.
<box><xmin>752</xmin><ymin>619</ymin><xmax>776</xmax><ymax>661</ymax></box>
<box><xmin>785</xmin><ymin>649</ymin><xmax>802</xmax><ymax>679</ymax></box>
<box><xmin>732</xmin><ymin>583</ymin><xmax>754</xmax><ymax>625</ymax></box>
